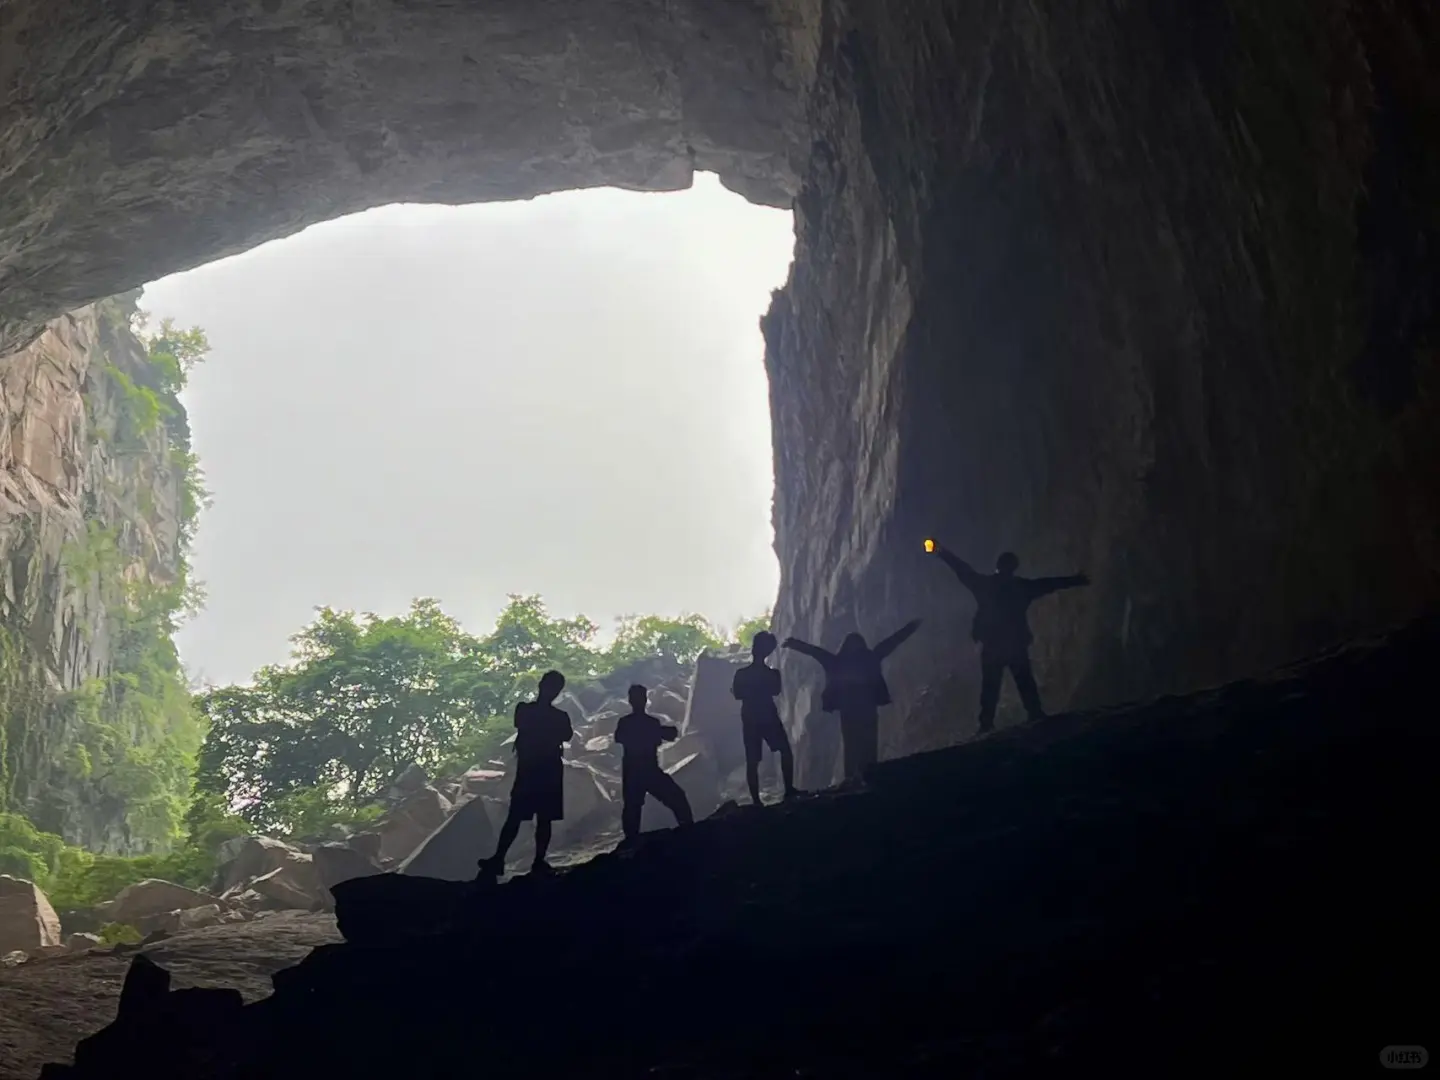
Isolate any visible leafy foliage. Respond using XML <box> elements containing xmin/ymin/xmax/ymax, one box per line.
<box><xmin>195</xmin><ymin>597</ymin><xmax>768</xmax><ymax>837</ymax></box>
<box><xmin>732</xmin><ymin>610</ymin><xmax>774</xmax><ymax>648</ymax></box>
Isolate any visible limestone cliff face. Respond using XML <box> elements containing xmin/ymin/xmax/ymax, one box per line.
<box><xmin>766</xmin><ymin>0</ymin><xmax>1440</xmax><ymax>783</ymax></box>
<box><xmin>0</xmin><ymin>296</ymin><xmax>184</xmax><ymax>851</ymax></box>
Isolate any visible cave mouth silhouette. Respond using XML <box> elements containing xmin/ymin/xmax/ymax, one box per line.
<box><xmin>5</xmin><ymin>0</ymin><xmax>1440</xmax><ymax>787</ymax></box>
<box><xmin>140</xmin><ymin>176</ymin><xmax>797</xmax><ymax>688</ymax></box>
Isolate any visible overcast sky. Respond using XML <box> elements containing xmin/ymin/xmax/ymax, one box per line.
<box><xmin>140</xmin><ymin>173</ymin><xmax>795</xmax><ymax>686</ymax></box>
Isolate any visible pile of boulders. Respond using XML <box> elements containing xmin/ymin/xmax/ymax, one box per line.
<box><xmin>0</xmin><ymin>647</ymin><xmax>767</xmax><ymax>960</ymax></box>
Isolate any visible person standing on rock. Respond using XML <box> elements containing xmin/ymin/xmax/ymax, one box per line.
<box><xmin>614</xmin><ymin>683</ymin><xmax>695</xmax><ymax>844</ymax></box>
<box><xmin>477</xmin><ymin>669</ymin><xmax>574</xmax><ymax>878</ymax></box>
<box><xmin>925</xmin><ymin>541</ymin><xmax>1089</xmax><ymax>733</ymax></box>
<box><xmin>782</xmin><ymin>620</ymin><xmax>922</xmax><ymax>781</ymax></box>
<box><xmin>730</xmin><ymin>630</ymin><xmax>801</xmax><ymax>806</ymax></box>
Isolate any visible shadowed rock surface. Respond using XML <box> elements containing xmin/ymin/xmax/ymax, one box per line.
<box><xmin>3</xmin><ymin>2</ymin><xmax>1439</xmax><ymax>785</ymax></box>
<box><xmin>37</xmin><ymin>613</ymin><xmax>1438</xmax><ymax>1078</ymax></box>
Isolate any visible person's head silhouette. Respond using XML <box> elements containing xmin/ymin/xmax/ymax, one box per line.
<box><xmin>537</xmin><ymin>670</ymin><xmax>565</xmax><ymax>703</ymax></box>
<box><xmin>839</xmin><ymin>632</ymin><xmax>869</xmax><ymax>657</ymax></box>
<box><xmin>995</xmin><ymin>552</ymin><xmax>1020</xmax><ymax>576</ymax></box>
<box><xmin>627</xmin><ymin>684</ymin><xmax>648</xmax><ymax>712</ymax></box>
<box><xmin>751</xmin><ymin>630</ymin><xmax>777</xmax><ymax>660</ymax></box>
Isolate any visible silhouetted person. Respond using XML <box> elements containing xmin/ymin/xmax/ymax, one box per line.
<box><xmin>783</xmin><ymin>619</ymin><xmax>922</xmax><ymax>780</ymax></box>
<box><xmin>929</xmin><ymin>542</ymin><xmax>1089</xmax><ymax>732</ymax></box>
<box><xmin>477</xmin><ymin>670</ymin><xmax>574</xmax><ymax>877</ymax></box>
<box><xmin>614</xmin><ymin>684</ymin><xmax>694</xmax><ymax>843</ymax></box>
<box><xmin>730</xmin><ymin>630</ymin><xmax>799</xmax><ymax>806</ymax></box>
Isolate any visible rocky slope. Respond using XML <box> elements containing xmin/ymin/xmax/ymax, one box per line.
<box><xmin>0</xmin><ymin>296</ymin><xmax>187</xmax><ymax>851</ymax></box>
<box><xmin>34</xmin><ymin>611</ymin><xmax>1439</xmax><ymax>1078</ymax></box>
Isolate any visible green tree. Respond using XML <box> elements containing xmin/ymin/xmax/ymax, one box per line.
<box><xmin>605</xmin><ymin>613</ymin><xmax>726</xmax><ymax>669</ymax></box>
<box><xmin>195</xmin><ymin>599</ymin><xmax>488</xmax><ymax>833</ymax></box>
<box><xmin>732</xmin><ymin>610</ymin><xmax>773</xmax><ymax>647</ymax></box>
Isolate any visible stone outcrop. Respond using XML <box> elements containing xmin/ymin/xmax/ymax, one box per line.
<box><xmin>213</xmin><ymin>836</ymin><xmax>307</xmax><ymax>895</ymax></box>
<box><xmin>0</xmin><ymin>295</ymin><xmax>187</xmax><ymax>848</ymax></box>
<box><xmin>109</xmin><ymin>880</ymin><xmax>218</xmax><ymax>927</ymax></box>
<box><xmin>2</xmin><ymin>0</ymin><xmax>1438</xmax><ymax>792</ymax></box>
<box><xmin>763</xmin><ymin>0</ymin><xmax>1440</xmax><ymax>784</ymax></box>
<box><xmin>396</xmin><ymin>796</ymin><xmax>496</xmax><ymax>883</ymax></box>
<box><xmin>0</xmin><ymin>0</ymin><xmax>805</xmax><ymax>353</ymax></box>
<box><xmin>0</xmin><ymin>874</ymin><xmax>62</xmax><ymax>954</ymax></box>
<box><xmin>35</xmin><ymin>613</ymin><xmax>1440</xmax><ymax>1077</ymax></box>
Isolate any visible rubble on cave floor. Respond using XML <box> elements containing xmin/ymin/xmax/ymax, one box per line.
<box><xmin>31</xmin><ymin>613</ymin><xmax>1440</xmax><ymax>1078</ymax></box>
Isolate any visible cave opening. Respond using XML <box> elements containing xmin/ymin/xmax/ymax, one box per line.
<box><xmin>139</xmin><ymin>174</ymin><xmax>797</xmax><ymax>688</ymax></box>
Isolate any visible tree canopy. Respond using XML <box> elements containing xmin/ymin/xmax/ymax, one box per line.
<box><xmin>194</xmin><ymin>595</ymin><xmax>764</xmax><ymax>836</ymax></box>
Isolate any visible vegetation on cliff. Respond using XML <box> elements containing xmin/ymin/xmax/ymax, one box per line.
<box><xmin>0</xmin><ymin>301</ymin><xmax>209</xmax><ymax>855</ymax></box>
<box><xmin>1</xmin><ymin>302</ymin><xmax>773</xmax><ymax>912</ymax></box>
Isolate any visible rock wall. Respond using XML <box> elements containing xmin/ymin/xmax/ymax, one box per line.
<box><xmin>0</xmin><ymin>296</ymin><xmax>185</xmax><ymax>851</ymax></box>
<box><xmin>766</xmin><ymin>0</ymin><xmax>1440</xmax><ymax>783</ymax></box>
<box><xmin>0</xmin><ymin>0</ymin><xmax>805</xmax><ymax>354</ymax></box>
<box><xmin>3</xmin><ymin>2</ymin><xmax>1439</xmax><ymax>789</ymax></box>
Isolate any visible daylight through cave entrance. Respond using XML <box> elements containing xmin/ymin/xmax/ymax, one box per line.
<box><xmin>143</xmin><ymin>174</ymin><xmax>796</xmax><ymax>689</ymax></box>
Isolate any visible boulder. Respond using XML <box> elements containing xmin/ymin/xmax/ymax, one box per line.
<box><xmin>649</xmin><ymin>688</ymin><xmax>690</xmax><ymax>724</ymax></box>
<box><xmin>134</xmin><ymin>910</ymin><xmax>183</xmax><ymax>936</ymax></box>
<box><xmin>214</xmin><ymin>837</ymin><xmax>307</xmax><ymax>895</ymax></box>
<box><xmin>0</xmin><ymin>875</ymin><xmax>65</xmax><ymax>954</ymax></box>
<box><xmin>67</xmin><ymin>932</ymin><xmax>103</xmax><ymax>951</ymax></box>
<box><xmin>370</xmin><ymin>786</ymin><xmax>453</xmax><ymax>863</ymax></box>
<box><xmin>660</xmin><ymin>731</ymin><xmax>712</xmax><ymax>770</ymax></box>
<box><xmin>313</xmin><ymin>843</ymin><xmax>384</xmax><ymax>901</ymax></box>
<box><xmin>248</xmin><ymin>864</ymin><xmax>324</xmax><ymax>911</ymax></box>
<box><xmin>391</xmin><ymin>762</ymin><xmax>430</xmax><ymax>795</ymax></box>
<box><xmin>347</xmin><ymin>832</ymin><xmax>383</xmax><ymax>863</ymax></box>
<box><xmin>396</xmin><ymin>794</ymin><xmax>497</xmax><ymax>881</ymax></box>
<box><xmin>179</xmin><ymin>904</ymin><xmax>223</xmax><ymax>931</ymax></box>
<box><xmin>552</xmin><ymin>761</ymin><xmax>617</xmax><ymax>843</ymax></box>
<box><xmin>566</xmin><ymin>682</ymin><xmax>609</xmax><ymax>717</ymax></box>
<box><xmin>683</xmin><ymin>652</ymin><xmax>749</xmax><ymax>776</ymax></box>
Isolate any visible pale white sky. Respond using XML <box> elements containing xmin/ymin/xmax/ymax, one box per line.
<box><xmin>140</xmin><ymin>173</ymin><xmax>795</xmax><ymax>686</ymax></box>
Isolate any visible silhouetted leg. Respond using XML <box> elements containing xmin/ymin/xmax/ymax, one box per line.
<box><xmin>533</xmin><ymin>818</ymin><xmax>553</xmax><ymax>868</ymax></box>
<box><xmin>480</xmin><ymin>808</ymin><xmax>524</xmax><ymax>875</ymax></box>
<box><xmin>1010</xmin><ymin>654</ymin><xmax>1045</xmax><ymax>720</ymax></box>
<box><xmin>742</xmin><ymin>722</ymin><xmax>764</xmax><ymax>806</ymax></box>
<box><xmin>621</xmin><ymin>769</ymin><xmax>644</xmax><ymax>841</ymax></box>
<box><xmin>978</xmin><ymin>653</ymin><xmax>1004</xmax><ymax>731</ymax></box>
<box><xmin>649</xmin><ymin>770</ymin><xmax>694</xmax><ymax>827</ymax></box>
<box><xmin>777</xmin><ymin>736</ymin><xmax>798</xmax><ymax>798</ymax></box>
<box><xmin>840</xmin><ymin>706</ymin><xmax>879</xmax><ymax>779</ymax></box>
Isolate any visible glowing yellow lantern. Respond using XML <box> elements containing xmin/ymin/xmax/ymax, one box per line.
<box><xmin>923</xmin><ymin>539</ymin><xmax>936</xmax><ymax>554</ymax></box>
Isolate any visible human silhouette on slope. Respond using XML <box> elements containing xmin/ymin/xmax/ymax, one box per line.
<box><xmin>477</xmin><ymin>670</ymin><xmax>574</xmax><ymax>878</ymax></box>
<box><xmin>614</xmin><ymin>684</ymin><xmax>695</xmax><ymax>844</ymax></box>
<box><xmin>782</xmin><ymin>619</ymin><xmax>922</xmax><ymax>781</ymax></box>
<box><xmin>928</xmin><ymin>542</ymin><xmax>1089</xmax><ymax>733</ymax></box>
<box><xmin>730</xmin><ymin>630</ymin><xmax>800</xmax><ymax>806</ymax></box>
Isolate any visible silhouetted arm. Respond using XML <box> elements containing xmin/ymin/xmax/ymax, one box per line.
<box><xmin>1026</xmin><ymin>573</ymin><xmax>1090</xmax><ymax>599</ymax></box>
<box><xmin>660</xmin><ymin>723</ymin><xmax>679</xmax><ymax>742</ymax></box>
<box><xmin>782</xmin><ymin>638</ymin><xmax>837</xmax><ymax>670</ymax></box>
<box><xmin>933</xmin><ymin>546</ymin><xmax>982</xmax><ymax>593</ymax></box>
<box><xmin>873</xmin><ymin>618</ymin><xmax>923</xmax><ymax>660</ymax></box>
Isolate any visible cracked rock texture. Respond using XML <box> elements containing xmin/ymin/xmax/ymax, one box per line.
<box><xmin>766</xmin><ymin>0</ymin><xmax>1440</xmax><ymax>782</ymax></box>
<box><xmin>0</xmin><ymin>297</ymin><xmax>184</xmax><ymax>851</ymax></box>
<box><xmin>0</xmin><ymin>0</ymin><xmax>804</xmax><ymax>354</ymax></box>
<box><xmin>2</xmin><ymin>0</ymin><xmax>1439</xmax><ymax>786</ymax></box>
